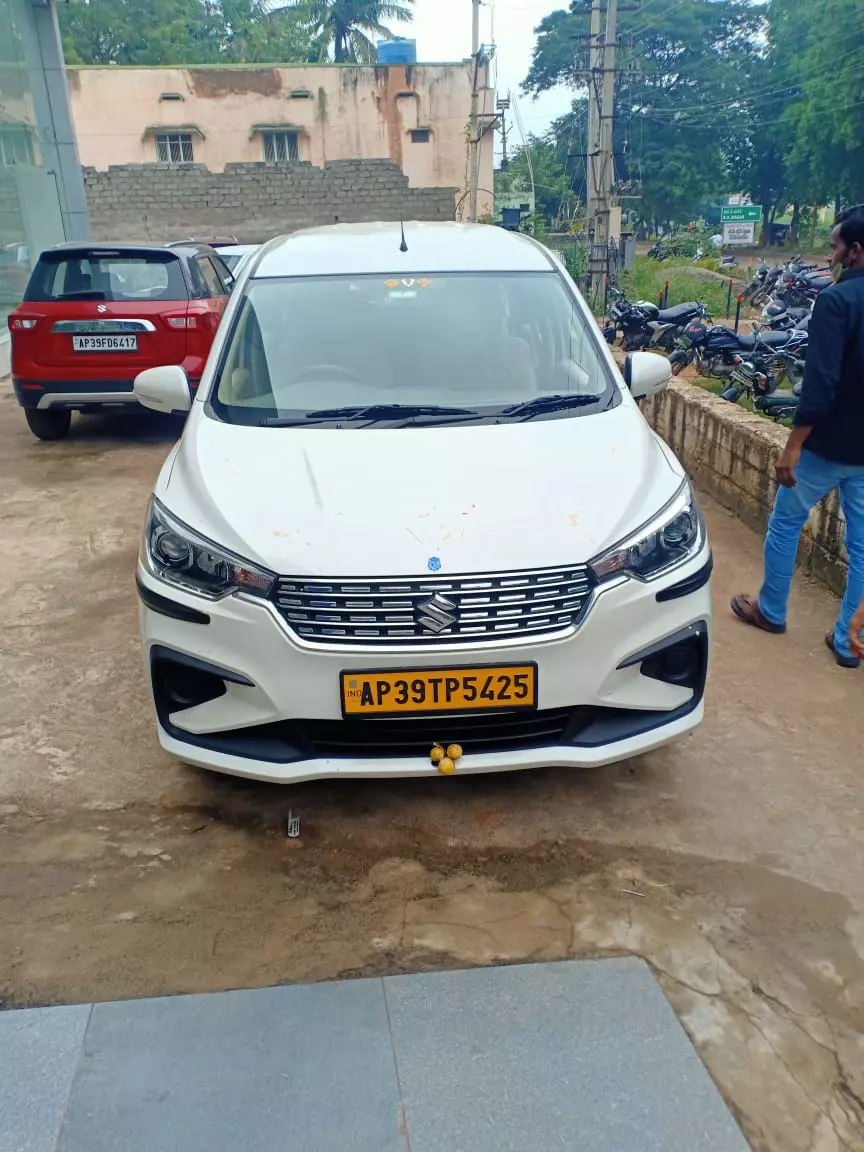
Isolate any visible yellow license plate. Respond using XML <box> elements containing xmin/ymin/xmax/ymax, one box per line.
<box><xmin>341</xmin><ymin>665</ymin><xmax>537</xmax><ymax>717</ymax></box>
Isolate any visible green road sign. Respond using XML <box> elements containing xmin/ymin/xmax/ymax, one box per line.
<box><xmin>720</xmin><ymin>205</ymin><xmax>762</xmax><ymax>223</ymax></box>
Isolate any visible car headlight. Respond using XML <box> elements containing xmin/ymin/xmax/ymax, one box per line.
<box><xmin>590</xmin><ymin>485</ymin><xmax>703</xmax><ymax>582</ymax></box>
<box><xmin>143</xmin><ymin>498</ymin><xmax>275</xmax><ymax>599</ymax></box>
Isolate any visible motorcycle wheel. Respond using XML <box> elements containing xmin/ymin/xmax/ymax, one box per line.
<box><xmin>668</xmin><ymin>351</ymin><xmax>690</xmax><ymax>376</ymax></box>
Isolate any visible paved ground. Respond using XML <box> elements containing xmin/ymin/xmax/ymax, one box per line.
<box><xmin>1</xmin><ymin>385</ymin><xmax>863</xmax><ymax>1151</ymax></box>
<box><xmin>1</xmin><ymin>959</ymin><xmax>748</xmax><ymax>1152</ymax></box>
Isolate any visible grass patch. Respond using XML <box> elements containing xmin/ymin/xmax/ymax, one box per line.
<box><xmin>620</xmin><ymin>258</ymin><xmax>745</xmax><ymax>320</ymax></box>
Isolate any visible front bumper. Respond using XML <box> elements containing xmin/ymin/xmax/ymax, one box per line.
<box><xmin>137</xmin><ymin>550</ymin><xmax>713</xmax><ymax>784</ymax></box>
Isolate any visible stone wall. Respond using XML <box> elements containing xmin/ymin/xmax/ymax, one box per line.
<box><xmin>643</xmin><ymin>380</ymin><xmax>848</xmax><ymax>596</ymax></box>
<box><xmin>83</xmin><ymin>160</ymin><xmax>457</xmax><ymax>243</ymax></box>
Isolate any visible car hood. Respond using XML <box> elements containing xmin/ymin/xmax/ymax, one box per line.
<box><xmin>162</xmin><ymin>405</ymin><xmax>682</xmax><ymax>576</ymax></box>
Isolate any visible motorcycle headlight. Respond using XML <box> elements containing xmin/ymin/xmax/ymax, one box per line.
<box><xmin>142</xmin><ymin>498</ymin><xmax>275</xmax><ymax>599</ymax></box>
<box><xmin>590</xmin><ymin>485</ymin><xmax>703</xmax><ymax>582</ymax></box>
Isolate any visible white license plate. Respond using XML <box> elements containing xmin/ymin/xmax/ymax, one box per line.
<box><xmin>72</xmin><ymin>335</ymin><xmax>138</xmax><ymax>352</ymax></box>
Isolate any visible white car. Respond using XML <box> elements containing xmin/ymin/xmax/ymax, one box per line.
<box><xmin>215</xmin><ymin>244</ymin><xmax>259</xmax><ymax>277</ymax></box>
<box><xmin>134</xmin><ymin>222</ymin><xmax>712</xmax><ymax>785</ymax></box>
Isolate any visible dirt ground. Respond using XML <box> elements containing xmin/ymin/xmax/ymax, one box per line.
<box><xmin>1</xmin><ymin>381</ymin><xmax>863</xmax><ymax>1151</ymax></box>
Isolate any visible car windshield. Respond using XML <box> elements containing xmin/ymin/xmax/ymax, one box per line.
<box><xmin>25</xmin><ymin>250</ymin><xmax>187</xmax><ymax>303</ymax></box>
<box><xmin>209</xmin><ymin>272</ymin><xmax>619</xmax><ymax>426</ymax></box>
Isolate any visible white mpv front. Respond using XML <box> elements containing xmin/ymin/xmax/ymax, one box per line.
<box><xmin>135</xmin><ymin>223</ymin><xmax>712</xmax><ymax>784</ymax></box>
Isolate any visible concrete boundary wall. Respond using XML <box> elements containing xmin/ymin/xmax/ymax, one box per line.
<box><xmin>643</xmin><ymin>381</ymin><xmax>848</xmax><ymax>597</ymax></box>
<box><xmin>83</xmin><ymin>160</ymin><xmax>457</xmax><ymax>244</ymax></box>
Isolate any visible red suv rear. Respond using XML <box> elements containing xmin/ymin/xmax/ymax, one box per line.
<box><xmin>9</xmin><ymin>243</ymin><xmax>233</xmax><ymax>440</ymax></box>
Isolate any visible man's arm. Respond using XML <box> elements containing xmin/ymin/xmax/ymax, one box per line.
<box><xmin>775</xmin><ymin>288</ymin><xmax>847</xmax><ymax>488</ymax></box>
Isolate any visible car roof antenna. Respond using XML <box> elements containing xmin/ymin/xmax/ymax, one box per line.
<box><xmin>399</xmin><ymin>221</ymin><xmax>408</xmax><ymax>253</ymax></box>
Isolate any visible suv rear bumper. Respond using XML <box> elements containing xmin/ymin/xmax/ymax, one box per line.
<box><xmin>13</xmin><ymin>378</ymin><xmax>199</xmax><ymax>410</ymax></box>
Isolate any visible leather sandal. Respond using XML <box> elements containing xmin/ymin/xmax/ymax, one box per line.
<box><xmin>825</xmin><ymin>633</ymin><xmax>861</xmax><ymax>669</ymax></box>
<box><xmin>730</xmin><ymin>594</ymin><xmax>787</xmax><ymax>634</ymax></box>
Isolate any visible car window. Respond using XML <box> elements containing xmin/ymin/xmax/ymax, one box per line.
<box><xmin>210</xmin><ymin>256</ymin><xmax>235</xmax><ymax>294</ymax></box>
<box><xmin>209</xmin><ymin>272</ymin><xmax>618</xmax><ymax>426</ymax></box>
<box><xmin>196</xmin><ymin>257</ymin><xmax>224</xmax><ymax>298</ymax></box>
<box><xmin>185</xmin><ymin>258</ymin><xmax>210</xmax><ymax>299</ymax></box>
<box><xmin>25</xmin><ymin>251</ymin><xmax>187</xmax><ymax>303</ymax></box>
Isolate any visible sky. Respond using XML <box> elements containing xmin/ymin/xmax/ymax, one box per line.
<box><xmin>393</xmin><ymin>0</ymin><xmax>574</xmax><ymax>159</ymax></box>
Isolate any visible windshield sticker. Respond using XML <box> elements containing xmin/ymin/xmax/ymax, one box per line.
<box><xmin>427</xmin><ymin>556</ymin><xmax>442</xmax><ymax>572</ymax></box>
<box><xmin>384</xmin><ymin>278</ymin><xmax>431</xmax><ymax>289</ymax></box>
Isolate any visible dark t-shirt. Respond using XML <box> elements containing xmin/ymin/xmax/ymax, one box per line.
<box><xmin>795</xmin><ymin>267</ymin><xmax>864</xmax><ymax>465</ymax></box>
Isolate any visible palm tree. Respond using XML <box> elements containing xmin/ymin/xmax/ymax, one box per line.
<box><xmin>281</xmin><ymin>0</ymin><xmax>414</xmax><ymax>64</ymax></box>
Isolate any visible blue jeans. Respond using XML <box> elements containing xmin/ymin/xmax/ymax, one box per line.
<box><xmin>759</xmin><ymin>449</ymin><xmax>864</xmax><ymax>658</ymax></box>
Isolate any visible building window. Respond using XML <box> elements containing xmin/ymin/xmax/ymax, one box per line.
<box><xmin>155</xmin><ymin>133</ymin><xmax>194</xmax><ymax>164</ymax></box>
<box><xmin>0</xmin><ymin>126</ymin><xmax>35</xmax><ymax>167</ymax></box>
<box><xmin>262</xmin><ymin>131</ymin><xmax>299</xmax><ymax>164</ymax></box>
<box><xmin>410</xmin><ymin>129</ymin><xmax>431</xmax><ymax>144</ymax></box>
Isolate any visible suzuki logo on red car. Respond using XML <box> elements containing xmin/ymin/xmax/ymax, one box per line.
<box><xmin>97</xmin><ymin>304</ymin><xmax>107</xmax><ymax>313</ymax></box>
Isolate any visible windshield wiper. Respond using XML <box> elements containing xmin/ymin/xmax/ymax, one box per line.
<box><xmin>303</xmin><ymin>403</ymin><xmax>477</xmax><ymax>420</ymax></box>
<box><xmin>497</xmin><ymin>394</ymin><xmax>602</xmax><ymax>421</ymax></box>
<box><xmin>262</xmin><ymin>403</ymin><xmax>478</xmax><ymax>427</ymax></box>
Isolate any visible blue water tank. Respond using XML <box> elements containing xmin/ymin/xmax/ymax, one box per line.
<box><xmin>377</xmin><ymin>38</ymin><xmax>417</xmax><ymax>65</ymax></box>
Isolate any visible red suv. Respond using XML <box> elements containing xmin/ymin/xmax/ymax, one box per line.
<box><xmin>9</xmin><ymin>242</ymin><xmax>233</xmax><ymax>440</ymax></box>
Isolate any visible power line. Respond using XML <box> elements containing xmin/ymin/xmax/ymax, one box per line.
<box><xmin>636</xmin><ymin>94</ymin><xmax>864</xmax><ymax>135</ymax></box>
<box><xmin>640</xmin><ymin>40</ymin><xmax>864</xmax><ymax>117</ymax></box>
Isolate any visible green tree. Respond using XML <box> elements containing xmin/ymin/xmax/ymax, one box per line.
<box><xmin>285</xmin><ymin>0</ymin><xmax>414</xmax><ymax>64</ymax></box>
<box><xmin>773</xmin><ymin>0</ymin><xmax>864</xmax><ymax>208</ymax></box>
<box><xmin>523</xmin><ymin>0</ymin><xmax>762</xmax><ymax>229</ymax></box>
<box><xmin>496</xmin><ymin>135</ymin><xmax>580</xmax><ymax>226</ymax></box>
<box><xmin>59</xmin><ymin>0</ymin><xmax>315</xmax><ymax>65</ymax></box>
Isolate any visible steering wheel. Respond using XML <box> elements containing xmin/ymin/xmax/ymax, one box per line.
<box><xmin>293</xmin><ymin>364</ymin><xmax>363</xmax><ymax>384</ymax></box>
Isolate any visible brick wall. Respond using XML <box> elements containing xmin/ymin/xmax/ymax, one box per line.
<box><xmin>643</xmin><ymin>380</ymin><xmax>848</xmax><ymax>596</ymax></box>
<box><xmin>83</xmin><ymin>160</ymin><xmax>456</xmax><ymax>243</ymax></box>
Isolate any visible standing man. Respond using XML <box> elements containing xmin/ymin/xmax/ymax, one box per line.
<box><xmin>731</xmin><ymin>205</ymin><xmax>864</xmax><ymax>667</ymax></box>
<box><xmin>852</xmin><ymin>598</ymin><xmax>864</xmax><ymax>659</ymax></box>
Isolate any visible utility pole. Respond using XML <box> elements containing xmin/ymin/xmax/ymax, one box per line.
<box><xmin>587</xmin><ymin>0</ymin><xmax>619</xmax><ymax>290</ymax></box>
<box><xmin>585</xmin><ymin>0</ymin><xmax>603</xmax><ymax>245</ymax></box>
<box><xmin>497</xmin><ymin>95</ymin><xmax>511</xmax><ymax>170</ymax></box>
<box><xmin>468</xmin><ymin>0</ymin><xmax>482</xmax><ymax>221</ymax></box>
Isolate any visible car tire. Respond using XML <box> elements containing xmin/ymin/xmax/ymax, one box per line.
<box><xmin>24</xmin><ymin>408</ymin><xmax>72</xmax><ymax>441</ymax></box>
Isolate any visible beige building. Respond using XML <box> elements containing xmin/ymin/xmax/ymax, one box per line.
<box><xmin>67</xmin><ymin>62</ymin><xmax>495</xmax><ymax>218</ymax></box>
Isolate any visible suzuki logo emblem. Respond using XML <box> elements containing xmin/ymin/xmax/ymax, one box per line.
<box><xmin>97</xmin><ymin>304</ymin><xmax>107</xmax><ymax>313</ymax></box>
<box><xmin>416</xmin><ymin>592</ymin><xmax>458</xmax><ymax>635</ymax></box>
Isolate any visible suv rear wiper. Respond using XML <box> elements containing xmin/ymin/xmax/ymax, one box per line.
<box><xmin>497</xmin><ymin>394</ymin><xmax>603</xmax><ymax>420</ymax></box>
<box><xmin>262</xmin><ymin>403</ymin><xmax>478</xmax><ymax>427</ymax></box>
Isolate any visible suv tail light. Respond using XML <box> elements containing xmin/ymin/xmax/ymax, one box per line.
<box><xmin>9</xmin><ymin>317</ymin><xmax>38</xmax><ymax>330</ymax></box>
<box><xmin>164</xmin><ymin>308</ymin><xmax>219</xmax><ymax>333</ymax></box>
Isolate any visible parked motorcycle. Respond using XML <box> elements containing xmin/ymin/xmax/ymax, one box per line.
<box><xmin>745</xmin><ymin>263</ymin><xmax>782</xmax><ymax>307</ymax></box>
<box><xmin>607</xmin><ymin>291</ymin><xmax>711</xmax><ymax>352</ymax></box>
<box><xmin>722</xmin><ymin>354</ymin><xmax>802</xmax><ymax>421</ymax></box>
<box><xmin>758</xmin><ymin>300</ymin><xmax>813</xmax><ymax>331</ymax></box>
<box><xmin>668</xmin><ymin>320</ymin><xmax>806</xmax><ymax>383</ymax></box>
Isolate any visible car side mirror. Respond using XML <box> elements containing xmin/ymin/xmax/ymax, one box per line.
<box><xmin>134</xmin><ymin>365</ymin><xmax>192</xmax><ymax>414</ymax></box>
<box><xmin>624</xmin><ymin>351</ymin><xmax>671</xmax><ymax>400</ymax></box>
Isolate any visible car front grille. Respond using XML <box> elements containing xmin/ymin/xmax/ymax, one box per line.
<box><xmin>272</xmin><ymin>565</ymin><xmax>595</xmax><ymax>646</ymax></box>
